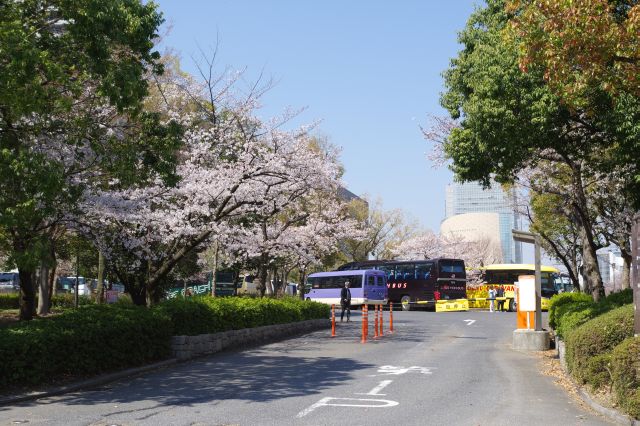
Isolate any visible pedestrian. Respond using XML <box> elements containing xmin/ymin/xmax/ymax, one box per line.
<box><xmin>496</xmin><ymin>286</ymin><xmax>505</xmax><ymax>312</ymax></box>
<box><xmin>488</xmin><ymin>286</ymin><xmax>496</xmax><ymax>312</ymax></box>
<box><xmin>340</xmin><ymin>280</ymin><xmax>352</xmax><ymax>322</ymax></box>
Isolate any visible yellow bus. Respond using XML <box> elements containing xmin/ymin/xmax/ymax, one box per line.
<box><xmin>467</xmin><ymin>264</ymin><xmax>560</xmax><ymax>311</ymax></box>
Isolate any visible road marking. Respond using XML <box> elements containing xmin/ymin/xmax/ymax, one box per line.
<box><xmin>464</xmin><ymin>319</ymin><xmax>476</xmax><ymax>326</ymax></box>
<box><xmin>296</xmin><ymin>397</ymin><xmax>399</xmax><ymax>418</ymax></box>
<box><xmin>355</xmin><ymin>380</ymin><xmax>393</xmax><ymax>396</ymax></box>
<box><xmin>369</xmin><ymin>365</ymin><xmax>434</xmax><ymax>376</ymax></box>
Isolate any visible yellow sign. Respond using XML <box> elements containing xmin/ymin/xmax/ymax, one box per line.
<box><xmin>435</xmin><ymin>299</ymin><xmax>469</xmax><ymax>312</ymax></box>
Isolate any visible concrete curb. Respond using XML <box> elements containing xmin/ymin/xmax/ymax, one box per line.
<box><xmin>171</xmin><ymin>318</ymin><xmax>329</xmax><ymax>360</ymax></box>
<box><xmin>0</xmin><ymin>318</ymin><xmax>329</xmax><ymax>406</ymax></box>
<box><xmin>556</xmin><ymin>339</ymin><xmax>640</xmax><ymax>426</ymax></box>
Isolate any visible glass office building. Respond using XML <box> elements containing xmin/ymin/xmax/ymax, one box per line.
<box><xmin>444</xmin><ymin>181</ymin><xmax>522</xmax><ymax>264</ymax></box>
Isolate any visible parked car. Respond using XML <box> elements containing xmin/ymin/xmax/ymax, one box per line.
<box><xmin>0</xmin><ymin>271</ymin><xmax>19</xmax><ymax>292</ymax></box>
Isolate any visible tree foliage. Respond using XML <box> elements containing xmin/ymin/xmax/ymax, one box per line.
<box><xmin>0</xmin><ymin>0</ymin><xmax>174</xmax><ymax>319</ymax></box>
<box><xmin>439</xmin><ymin>0</ymin><xmax>639</xmax><ymax>300</ymax></box>
<box><xmin>509</xmin><ymin>0</ymin><xmax>639</xmax><ymax>106</ymax></box>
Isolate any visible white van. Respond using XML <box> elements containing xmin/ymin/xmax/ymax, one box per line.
<box><xmin>236</xmin><ymin>275</ymin><xmax>259</xmax><ymax>295</ymax></box>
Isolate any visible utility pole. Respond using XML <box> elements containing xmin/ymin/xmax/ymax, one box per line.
<box><xmin>632</xmin><ymin>213</ymin><xmax>640</xmax><ymax>337</ymax></box>
<box><xmin>74</xmin><ymin>250</ymin><xmax>79</xmax><ymax>309</ymax></box>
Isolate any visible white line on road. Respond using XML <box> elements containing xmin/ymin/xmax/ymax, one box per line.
<box><xmin>355</xmin><ymin>380</ymin><xmax>393</xmax><ymax>396</ymax></box>
<box><xmin>369</xmin><ymin>365</ymin><xmax>435</xmax><ymax>376</ymax></box>
<box><xmin>464</xmin><ymin>319</ymin><xmax>476</xmax><ymax>326</ymax></box>
<box><xmin>296</xmin><ymin>397</ymin><xmax>399</xmax><ymax>418</ymax></box>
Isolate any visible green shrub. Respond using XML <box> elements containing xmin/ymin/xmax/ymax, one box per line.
<box><xmin>0</xmin><ymin>294</ymin><xmax>19</xmax><ymax>310</ymax></box>
<box><xmin>583</xmin><ymin>353</ymin><xmax>612</xmax><ymax>390</ymax></box>
<box><xmin>565</xmin><ymin>304</ymin><xmax>634</xmax><ymax>389</ymax></box>
<box><xmin>611</xmin><ymin>337</ymin><xmax>640</xmax><ymax>419</ymax></box>
<box><xmin>158</xmin><ymin>296</ymin><xmax>329</xmax><ymax>336</ymax></box>
<box><xmin>0</xmin><ymin>293</ymin><xmax>95</xmax><ymax>312</ymax></box>
<box><xmin>553</xmin><ymin>290</ymin><xmax>634</xmax><ymax>339</ymax></box>
<box><xmin>0</xmin><ymin>305</ymin><xmax>172</xmax><ymax>389</ymax></box>
<box><xmin>602</xmin><ymin>288</ymin><xmax>633</xmax><ymax>308</ymax></box>
<box><xmin>50</xmin><ymin>294</ymin><xmax>94</xmax><ymax>310</ymax></box>
<box><xmin>555</xmin><ymin>301</ymin><xmax>598</xmax><ymax>339</ymax></box>
<box><xmin>548</xmin><ymin>292</ymin><xmax>592</xmax><ymax>330</ymax></box>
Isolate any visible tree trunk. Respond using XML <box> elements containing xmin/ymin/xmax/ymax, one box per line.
<box><xmin>18</xmin><ymin>267</ymin><xmax>35</xmax><ymax>321</ymax></box>
<box><xmin>130</xmin><ymin>286</ymin><xmax>146</xmax><ymax>305</ymax></box>
<box><xmin>621</xmin><ymin>251</ymin><xmax>632</xmax><ymax>290</ymax></box>
<box><xmin>258</xmin><ymin>257</ymin><xmax>268</xmax><ymax>298</ymax></box>
<box><xmin>37</xmin><ymin>263</ymin><xmax>50</xmax><ymax>315</ymax></box>
<box><xmin>211</xmin><ymin>240</ymin><xmax>219</xmax><ymax>297</ymax></box>
<box><xmin>48</xmin><ymin>242</ymin><xmax>57</xmax><ymax>301</ymax></box>
<box><xmin>572</xmin><ymin>206</ymin><xmax>604</xmax><ymax>300</ymax></box>
<box><xmin>96</xmin><ymin>251</ymin><xmax>105</xmax><ymax>304</ymax></box>
<box><xmin>48</xmin><ymin>265</ymin><xmax>56</xmax><ymax>300</ymax></box>
<box><xmin>299</xmin><ymin>267</ymin><xmax>307</xmax><ymax>300</ymax></box>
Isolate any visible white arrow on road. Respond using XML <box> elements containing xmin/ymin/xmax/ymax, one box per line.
<box><xmin>464</xmin><ymin>319</ymin><xmax>476</xmax><ymax>326</ymax></box>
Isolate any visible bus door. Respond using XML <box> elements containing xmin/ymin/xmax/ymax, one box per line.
<box><xmin>394</xmin><ymin>263</ymin><xmax>416</xmax><ymax>302</ymax></box>
<box><xmin>436</xmin><ymin>259</ymin><xmax>467</xmax><ymax>300</ymax></box>
<box><xmin>415</xmin><ymin>262</ymin><xmax>435</xmax><ymax>301</ymax></box>
<box><xmin>364</xmin><ymin>272</ymin><xmax>386</xmax><ymax>304</ymax></box>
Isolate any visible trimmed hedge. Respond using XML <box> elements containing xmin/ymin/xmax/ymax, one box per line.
<box><xmin>548</xmin><ymin>292</ymin><xmax>593</xmax><ymax>330</ymax></box>
<box><xmin>565</xmin><ymin>304</ymin><xmax>634</xmax><ymax>389</ymax></box>
<box><xmin>0</xmin><ymin>293</ymin><xmax>18</xmax><ymax>310</ymax></box>
<box><xmin>551</xmin><ymin>289</ymin><xmax>634</xmax><ymax>339</ymax></box>
<box><xmin>0</xmin><ymin>305</ymin><xmax>172</xmax><ymax>389</ymax></box>
<box><xmin>0</xmin><ymin>296</ymin><xmax>329</xmax><ymax>391</ymax></box>
<box><xmin>0</xmin><ymin>293</ymin><xmax>94</xmax><ymax>311</ymax></box>
<box><xmin>158</xmin><ymin>296</ymin><xmax>330</xmax><ymax>336</ymax></box>
<box><xmin>611</xmin><ymin>337</ymin><xmax>640</xmax><ymax>419</ymax></box>
<box><xmin>555</xmin><ymin>302</ymin><xmax>599</xmax><ymax>339</ymax></box>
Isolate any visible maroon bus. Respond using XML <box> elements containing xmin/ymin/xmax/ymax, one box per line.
<box><xmin>336</xmin><ymin>258</ymin><xmax>466</xmax><ymax>310</ymax></box>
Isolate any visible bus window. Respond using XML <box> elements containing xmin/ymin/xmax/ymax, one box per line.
<box><xmin>395</xmin><ymin>264</ymin><xmax>416</xmax><ymax>280</ymax></box>
<box><xmin>346</xmin><ymin>275</ymin><xmax>363</xmax><ymax>288</ymax></box>
<box><xmin>368</xmin><ymin>276</ymin><xmax>375</xmax><ymax>287</ymax></box>
<box><xmin>415</xmin><ymin>263</ymin><xmax>433</xmax><ymax>280</ymax></box>
<box><xmin>376</xmin><ymin>275</ymin><xmax>385</xmax><ymax>286</ymax></box>
<box><xmin>378</xmin><ymin>264</ymin><xmax>395</xmax><ymax>281</ymax></box>
<box><xmin>309</xmin><ymin>275</ymin><xmax>363</xmax><ymax>289</ymax></box>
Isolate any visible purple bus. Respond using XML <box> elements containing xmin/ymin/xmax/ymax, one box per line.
<box><xmin>305</xmin><ymin>270</ymin><xmax>388</xmax><ymax>306</ymax></box>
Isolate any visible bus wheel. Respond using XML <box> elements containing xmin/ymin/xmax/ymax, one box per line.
<box><xmin>401</xmin><ymin>295</ymin><xmax>411</xmax><ymax>311</ymax></box>
<box><xmin>306</xmin><ymin>297</ymin><xmax>310</xmax><ymax>301</ymax></box>
<box><xmin>508</xmin><ymin>299</ymin><xmax>515</xmax><ymax>312</ymax></box>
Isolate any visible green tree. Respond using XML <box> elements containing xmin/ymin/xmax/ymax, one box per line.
<box><xmin>509</xmin><ymin>0</ymin><xmax>639</xmax><ymax>106</ymax></box>
<box><xmin>0</xmin><ymin>0</ymin><xmax>176</xmax><ymax>319</ymax></box>
<box><xmin>439</xmin><ymin>0</ymin><xmax>640</xmax><ymax>300</ymax></box>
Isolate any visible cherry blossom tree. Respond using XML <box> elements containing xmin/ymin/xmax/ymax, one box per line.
<box><xmin>75</xmin><ymin>58</ymin><xmax>355</xmax><ymax>305</ymax></box>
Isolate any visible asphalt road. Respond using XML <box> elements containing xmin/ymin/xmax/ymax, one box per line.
<box><xmin>0</xmin><ymin>310</ymin><xmax>612</xmax><ymax>426</ymax></box>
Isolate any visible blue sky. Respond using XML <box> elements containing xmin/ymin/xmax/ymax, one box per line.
<box><xmin>155</xmin><ymin>0</ymin><xmax>480</xmax><ymax>232</ymax></box>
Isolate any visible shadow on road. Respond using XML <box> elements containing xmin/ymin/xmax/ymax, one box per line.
<box><xmin>15</xmin><ymin>353</ymin><xmax>374</xmax><ymax>410</ymax></box>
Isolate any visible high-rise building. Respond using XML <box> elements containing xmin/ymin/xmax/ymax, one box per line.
<box><xmin>441</xmin><ymin>181</ymin><xmax>522</xmax><ymax>263</ymax></box>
